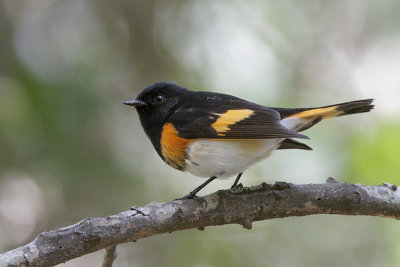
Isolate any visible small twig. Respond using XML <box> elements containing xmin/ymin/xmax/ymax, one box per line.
<box><xmin>101</xmin><ymin>245</ymin><xmax>117</xmax><ymax>267</ymax></box>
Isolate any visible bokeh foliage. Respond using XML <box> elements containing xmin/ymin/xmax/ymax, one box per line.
<box><xmin>348</xmin><ymin>123</ymin><xmax>400</xmax><ymax>185</ymax></box>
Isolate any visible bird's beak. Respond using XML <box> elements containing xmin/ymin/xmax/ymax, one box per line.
<box><xmin>123</xmin><ymin>99</ymin><xmax>147</xmax><ymax>107</ymax></box>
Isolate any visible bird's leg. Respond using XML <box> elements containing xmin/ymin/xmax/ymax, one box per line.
<box><xmin>181</xmin><ymin>176</ymin><xmax>217</xmax><ymax>199</ymax></box>
<box><xmin>231</xmin><ymin>173</ymin><xmax>243</xmax><ymax>188</ymax></box>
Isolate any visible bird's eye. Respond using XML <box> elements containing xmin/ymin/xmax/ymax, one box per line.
<box><xmin>155</xmin><ymin>95</ymin><xmax>165</xmax><ymax>103</ymax></box>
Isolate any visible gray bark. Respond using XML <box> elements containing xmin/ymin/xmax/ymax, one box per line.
<box><xmin>0</xmin><ymin>179</ymin><xmax>399</xmax><ymax>267</ymax></box>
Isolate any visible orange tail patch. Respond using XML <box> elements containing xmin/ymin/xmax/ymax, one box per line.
<box><xmin>287</xmin><ymin>106</ymin><xmax>340</xmax><ymax>120</ymax></box>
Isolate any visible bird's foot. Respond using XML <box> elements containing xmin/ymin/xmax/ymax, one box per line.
<box><xmin>175</xmin><ymin>193</ymin><xmax>205</xmax><ymax>202</ymax></box>
<box><xmin>230</xmin><ymin>183</ymin><xmax>244</xmax><ymax>193</ymax></box>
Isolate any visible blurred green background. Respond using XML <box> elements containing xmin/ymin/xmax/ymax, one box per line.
<box><xmin>1</xmin><ymin>0</ymin><xmax>399</xmax><ymax>266</ymax></box>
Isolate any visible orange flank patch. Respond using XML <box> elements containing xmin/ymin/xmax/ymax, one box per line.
<box><xmin>288</xmin><ymin>106</ymin><xmax>340</xmax><ymax>119</ymax></box>
<box><xmin>211</xmin><ymin>109</ymin><xmax>254</xmax><ymax>136</ymax></box>
<box><xmin>160</xmin><ymin>123</ymin><xmax>192</xmax><ymax>170</ymax></box>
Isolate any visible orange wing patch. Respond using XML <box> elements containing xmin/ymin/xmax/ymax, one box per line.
<box><xmin>288</xmin><ymin>106</ymin><xmax>340</xmax><ymax>120</ymax></box>
<box><xmin>160</xmin><ymin>123</ymin><xmax>192</xmax><ymax>170</ymax></box>
<box><xmin>211</xmin><ymin>109</ymin><xmax>254</xmax><ymax>136</ymax></box>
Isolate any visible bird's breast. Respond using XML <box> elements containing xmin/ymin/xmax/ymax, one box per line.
<box><xmin>185</xmin><ymin>138</ymin><xmax>283</xmax><ymax>178</ymax></box>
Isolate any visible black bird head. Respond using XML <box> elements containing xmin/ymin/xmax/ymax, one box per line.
<box><xmin>123</xmin><ymin>82</ymin><xmax>189</xmax><ymax>150</ymax></box>
<box><xmin>124</xmin><ymin>82</ymin><xmax>189</xmax><ymax>119</ymax></box>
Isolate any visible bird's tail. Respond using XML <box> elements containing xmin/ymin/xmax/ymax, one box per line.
<box><xmin>277</xmin><ymin>99</ymin><xmax>374</xmax><ymax>132</ymax></box>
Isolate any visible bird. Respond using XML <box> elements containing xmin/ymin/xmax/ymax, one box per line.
<box><xmin>123</xmin><ymin>82</ymin><xmax>374</xmax><ymax>199</ymax></box>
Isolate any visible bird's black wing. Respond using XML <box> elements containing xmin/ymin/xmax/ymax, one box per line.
<box><xmin>166</xmin><ymin>97</ymin><xmax>308</xmax><ymax>140</ymax></box>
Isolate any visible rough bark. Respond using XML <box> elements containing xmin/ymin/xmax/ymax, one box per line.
<box><xmin>0</xmin><ymin>179</ymin><xmax>399</xmax><ymax>267</ymax></box>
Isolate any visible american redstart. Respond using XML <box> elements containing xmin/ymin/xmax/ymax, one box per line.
<box><xmin>124</xmin><ymin>82</ymin><xmax>374</xmax><ymax>198</ymax></box>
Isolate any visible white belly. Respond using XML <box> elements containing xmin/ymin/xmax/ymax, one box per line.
<box><xmin>185</xmin><ymin>138</ymin><xmax>283</xmax><ymax>178</ymax></box>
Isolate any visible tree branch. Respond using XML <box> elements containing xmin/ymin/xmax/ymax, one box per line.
<box><xmin>1</xmin><ymin>179</ymin><xmax>399</xmax><ymax>267</ymax></box>
<box><xmin>101</xmin><ymin>245</ymin><xmax>117</xmax><ymax>267</ymax></box>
